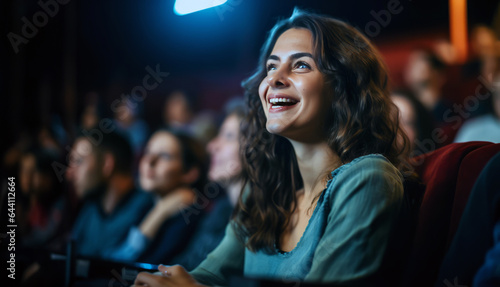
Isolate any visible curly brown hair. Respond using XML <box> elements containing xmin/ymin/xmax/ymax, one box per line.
<box><xmin>233</xmin><ymin>8</ymin><xmax>412</xmax><ymax>253</ymax></box>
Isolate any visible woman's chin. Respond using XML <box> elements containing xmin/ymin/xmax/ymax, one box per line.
<box><xmin>266</xmin><ymin>122</ymin><xmax>288</xmax><ymax>135</ymax></box>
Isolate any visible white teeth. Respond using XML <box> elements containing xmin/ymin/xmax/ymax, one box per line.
<box><xmin>269</xmin><ymin>98</ymin><xmax>296</xmax><ymax>104</ymax></box>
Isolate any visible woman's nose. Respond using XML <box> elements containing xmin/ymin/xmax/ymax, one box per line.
<box><xmin>267</xmin><ymin>67</ymin><xmax>290</xmax><ymax>88</ymax></box>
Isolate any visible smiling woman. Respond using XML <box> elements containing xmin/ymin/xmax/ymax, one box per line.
<box><xmin>259</xmin><ymin>28</ymin><xmax>328</xmax><ymax>143</ymax></box>
<box><xmin>133</xmin><ymin>7</ymin><xmax>415</xmax><ymax>287</ymax></box>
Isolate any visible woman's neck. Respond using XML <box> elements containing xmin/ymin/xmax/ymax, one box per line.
<box><xmin>289</xmin><ymin>140</ymin><xmax>341</xmax><ymax>201</ymax></box>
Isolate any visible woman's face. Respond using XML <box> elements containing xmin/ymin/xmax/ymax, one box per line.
<box><xmin>139</xmin><ymin>131</ymin><xmax>186</xmax><ymax>195</ymax></box>
<box><xmin>207</xmin><ymin>114</ymin><xmax>242</xmax><ymax>184</ymax></box>
<box><xmin>259</xmin><ymin>28</ymin><xmax>328</xmax><ymax>142</ymax></box>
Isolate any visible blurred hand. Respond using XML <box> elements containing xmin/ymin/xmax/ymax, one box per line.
<box><xmin>155</xmin><ymin>189</ymin><xmax>194</xmax><ymax>216</ymax></box>
<box><xmin>132</xmin><ymin>264</ymin><xmax>206</xmax><ymax>287</ymax></box>
<box><xmin>140</xmin><ymin>189</ymin><xmax>195</xmax><ymax>239</ymax></box>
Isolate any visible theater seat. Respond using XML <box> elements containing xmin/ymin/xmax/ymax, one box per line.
<box><xmin>402</xmin><ymin>141</ymin><xmax>500</xmax><ymax>287</ymax></box>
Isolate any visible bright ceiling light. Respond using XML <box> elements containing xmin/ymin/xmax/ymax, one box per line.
<box><xmin>174</xmin><ymin>0</ymin><xmax>228</xmax><ymax>16</ymax></box>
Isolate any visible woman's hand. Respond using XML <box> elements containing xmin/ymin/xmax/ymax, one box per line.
<box><xmin>132</xmin><ymin>265</ymin><xmax>207</xmax><ymax>287</ymax></box>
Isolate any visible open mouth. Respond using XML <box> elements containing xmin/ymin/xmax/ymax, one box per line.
<box><xmin>269</xmin><ymin>97</ymin><xmax>299</xmax><ymax>107</ymax></box>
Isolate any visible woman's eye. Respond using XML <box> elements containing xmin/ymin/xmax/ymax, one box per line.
<box><xmin>294</xmin><ymin>61</ymin><xmax>310</xmax><ymax>70</ymax></box>
<box><xmin>158</xmin><ymin>152</ymin><xmax>173</xmax><ymax>160</ymax></box>
<box><xmin>266</xmin><ymin>63</ymin><xmax>276</xmax><ymax>72</ymax></box>
<box><xmin>224</xmin><ymin>132</ymin><xmax>236</xmax><ymax>141</ymax></box>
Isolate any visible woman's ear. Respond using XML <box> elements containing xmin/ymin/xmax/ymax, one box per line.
<box><xmin>182</xmin><ymin>167</ymin><xmax>200</xmax><ymax>185</ymax></box>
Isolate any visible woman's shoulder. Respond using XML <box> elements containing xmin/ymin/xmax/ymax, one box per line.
<box><xmin>326</xmin><ymin>154</ymin><xmax>403</xmax><ymax>197</ymax></box>
<box><xmin>332</xmin><ymin>154</ymin><xmax>400</xmax><ymax>179</ymax></box>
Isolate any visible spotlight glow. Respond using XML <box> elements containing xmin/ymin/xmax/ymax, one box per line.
<box><xmin>174</xmin><ymin>0</ymin><xmax>228</xmax><ymax>16</ymax></box>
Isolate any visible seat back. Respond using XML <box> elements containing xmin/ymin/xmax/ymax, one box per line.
<box><xmin>448</xmin><ymin>143</ymin><xmax>500</xmax><ymax>245</ymax></box>
<box><xmin>402</xmin><ymin>142</ymin><xmax>500</xmax><ymax>287</ymax></box>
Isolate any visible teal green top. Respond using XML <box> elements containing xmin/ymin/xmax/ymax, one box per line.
<box><xmin>190</xmin><ymin>154</ymin><xmax>404</xmax><ymax>285</ymax></box>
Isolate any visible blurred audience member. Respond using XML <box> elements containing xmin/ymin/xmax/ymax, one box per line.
<box><xmin>454</xmin><ymin>76</ymin><xmax>500</xmax><ymax>143</ymax></box>
<box><xmin>113</xmin><ymin>98</ymin><xmax>150</xmax><ymax>156</ymax></box>
<box><xmin>66</xmin><ymin>130</ymin><xmax>153</xmax><ymax>259</ymax></box>
<box><xmin>469</xmin><ymin>25</ymin><xmax>499</xmax><ymax>83</ymax></box>
<box><xmin>404</xmin><ymin>48</ymin><xmax>450</xmax><ymax>123</ymax></box>
<box><xmin>163</xmin><ymin>90</ymin><xmax>194</xmax><ymax>131</ymax></box>
<box><xmin>103</xmin><ymin>129</ymin><xmax>207</xmax><ymax>264</ymax></box>
<box><xmin>18</xmin><ymin>146</ymin><xmax>68</xmax><ymax>250</ymax></box>
<box><xmin>171</xmin><ymin>100</ymin><xmax>246</xmax><ymax>270</ymax></box>
<box><xmin>3</xmin><ymin>126</ymin><xmax>66</xmax><ymax>250</ymax></box>
<box><xmin>37</xmin><ymin>125</ymin><xmax>62</xmax><ymax>154</ymax></box>
<box><xmin>3</xmin><ymin>131</ymin><xmax>33</xmax><ymax>175</ymax></box>
<box><xmin>190</xmin><ymin>111</ymin><xmax>218</xmax><ymax>145</ymax></box>
<box><xmin>79</xmin><ymin>91</ymin><xmax>105</xmax><ymax>132</ymax></box>
<box><xmin>162</xmin><ymin>90</ymin><xmax>216</xmax><ymax>144</ymax></box>
<box><xmin>3</xmin><ymin>123</ymin><xmax>63</xmax><ymax>176</ymax></box>
<box><xmin>433</xmin><ymin>39</ymin><xmax>458</xmax><ymax>65</ymax></box>
<box><xmin>207</xmin><ymin>100</ymin><xmax>245</xmax><ymax>206</ymax></box>
<box><xmin>391</xmin><ymin>90</ymin><xmax>435</xmax><ymax>154</ymax></box>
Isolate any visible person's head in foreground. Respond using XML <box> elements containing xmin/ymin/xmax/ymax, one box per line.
<box><xmin>66</xmin><ymin>130</ymin><xmax>134</xmax><ymax>199</ymax></box>
<box><xmin>139</xmin><ymin>129</ymin><xmax>207</xmax><ymax>197</ymax></box>
<box><xmin>133</xmin><ymin>8</ymin><xmax>412</xmax><ymax>287</ymax></box>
